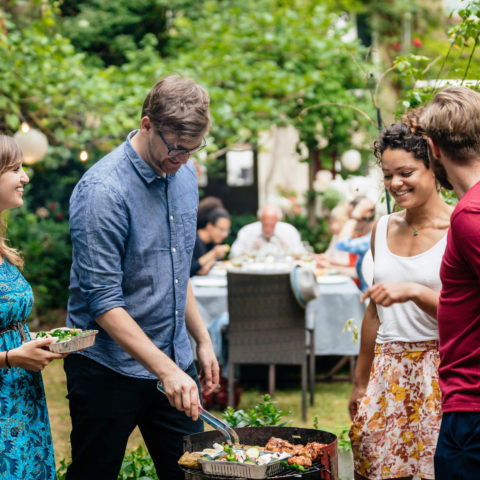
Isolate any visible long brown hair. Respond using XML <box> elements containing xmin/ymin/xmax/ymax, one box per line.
<box><xmin>0</xmin><ymin>135</ymin><xmax>24</xmax><ymax>268</ymax></box>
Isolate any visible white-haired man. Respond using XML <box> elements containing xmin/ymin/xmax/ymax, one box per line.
<box><xmin>230</xmin><ymin>205</ymin><xmax>306</xmax><ymax>258</ymax></box>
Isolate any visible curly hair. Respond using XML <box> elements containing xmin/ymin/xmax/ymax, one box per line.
<box><xmin>373</xmin><ymin>109</ymin><xmax>429</xmax><ymax>169</ymax></box>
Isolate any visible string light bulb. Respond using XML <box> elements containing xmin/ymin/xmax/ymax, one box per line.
<box><xmin>79</xmin><ymin>150</ymin><xmax>88</xmax><ymax>162</ymax></box>
<box><xmin>21</xmin><ymin>122</ymin><xmax>30</xmax><ymax>133</ymax></box>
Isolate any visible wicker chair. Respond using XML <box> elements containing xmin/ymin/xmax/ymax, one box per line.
<box><xmin>226</xmin><ymin>270</ymin><xmax>315</xmax><ymax>421</ymax></box>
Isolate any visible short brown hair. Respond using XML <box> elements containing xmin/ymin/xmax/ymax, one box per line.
<box><xmin>421</xmin><ymin>85</ymin><xmax>480</xmax><ymax>163</ymax></box>
<box><xmin>0</xmin><ymin>135</ymin><xmax>24</xmax><ymax>268</ymax></box>
<box><xmin>141</xmin><ymin>74</ymin><xmax>210</xmax><ymax>140</ymax></box>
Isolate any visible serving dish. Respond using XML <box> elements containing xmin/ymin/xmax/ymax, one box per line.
<box><xmin>30</xmin><ymin>327</ymin><xmax>98</xmax><ymax>353</ymax></box>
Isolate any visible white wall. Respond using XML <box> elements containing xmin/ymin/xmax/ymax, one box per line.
<box><xmin>257</xmin><ymin>125</ymin><xmax>309</xmax><ymax>209</ymax></box>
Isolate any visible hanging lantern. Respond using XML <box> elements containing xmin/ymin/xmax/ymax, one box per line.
<box><xmin>341</xmin><ymin>149</ymin><xmax>362</xmax><ymax>172</ymax></box>
<box><xmin>14</xmin><ymin>125</ymin><xmax>49</xmax><ymax>165</ymax></box>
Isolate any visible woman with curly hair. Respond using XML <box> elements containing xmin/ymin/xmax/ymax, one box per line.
<box><xmin>348</xmin><ymin>110</ymin><xmax>452</xmax><ymax>480</ymax></box>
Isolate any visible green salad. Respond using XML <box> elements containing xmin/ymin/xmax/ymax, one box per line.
<box><xmin>36</xmin><ymin>328</ymin><xmax>85</xmax><ymax>342</ymax></box>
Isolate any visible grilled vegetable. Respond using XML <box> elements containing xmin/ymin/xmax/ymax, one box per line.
<box><xmin>245</xmin><ymin>447</ymin><xmax>260</xmax><ymax>459</ymax></box>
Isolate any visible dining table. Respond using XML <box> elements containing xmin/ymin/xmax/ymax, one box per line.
<box><xmin>191</xmin><ymin>263</ymin><xmax>365</xmax><ymax>378</ymax></box>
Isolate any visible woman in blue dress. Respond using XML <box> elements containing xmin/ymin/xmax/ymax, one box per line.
<box><xmin>0</xmin><ymin>135</ymin><xmax>66</xmax><ymax>479</ymax></box>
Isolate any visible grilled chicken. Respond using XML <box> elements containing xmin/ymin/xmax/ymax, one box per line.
<box><xmin>305</xmin><ymin>442</ymin><xmax>326</xmax><ymax>462</ymax></box>
<box><xmin>265</xmin><ymin>436</ymin><xmax>327</xmax><ymax>467</ymax></box>
<box><xmin>288</xmin><ymin>455</ymin><xmax>312</xmax><ymax>467</ymax></box>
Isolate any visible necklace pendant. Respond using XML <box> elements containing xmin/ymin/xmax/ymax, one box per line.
<box><xmin>413</xmin><ymin>230</ymin><xmax>419</xmax><ymax>236</ymax></box>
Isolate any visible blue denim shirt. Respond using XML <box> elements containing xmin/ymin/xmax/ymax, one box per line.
<box><xmin>67</xmin><ymin>131</ymin><xmax>198</xmax><ymax>379</ymax></box>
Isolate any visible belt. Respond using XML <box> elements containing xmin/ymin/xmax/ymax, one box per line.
<box><xmin>0</xmin><ymin>322</ymin><xmax>28</xmax><ymax>342</ymax></box>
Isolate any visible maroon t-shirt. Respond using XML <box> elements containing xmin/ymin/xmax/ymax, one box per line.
<box><xmin>438</xmin><ymin>181</ymin><xmax>480</xmax><ymax>412</ymax></box>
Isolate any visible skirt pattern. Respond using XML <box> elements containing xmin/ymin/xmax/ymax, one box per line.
<box><xmin>349</xmin><ymin>341</ymin><xmax>441</xmax><ymax>480</ymax></box>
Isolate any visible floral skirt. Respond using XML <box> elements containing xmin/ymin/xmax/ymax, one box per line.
<box><xmin>349</xmin><ymin>341</ymin><xmax>441</xmax><ymax>480</ymax></box>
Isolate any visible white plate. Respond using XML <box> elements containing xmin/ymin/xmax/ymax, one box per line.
<box><xmin>316</xmin><ymin>274</ymin><xmax>350</xmax><ymax>284</ymax></box>
<box><xmin>191</xmin><ymin>277</ymin><xmax>227</xmax><ymax>288</ymax></box>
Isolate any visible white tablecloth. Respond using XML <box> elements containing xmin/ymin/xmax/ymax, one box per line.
<box><xmin>191</xmin><ymin>274</ymin><xmax>365</xmax><ymax>357</ymax></box>
<box><xmin>306</xmin><ymin>277</ymin><xmax>365</xmax><ymax>356</ymax></box>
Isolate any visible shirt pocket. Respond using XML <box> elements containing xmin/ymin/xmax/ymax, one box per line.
<box><xmin>181</xmin><ymin>212</ymin><xmax>197</xmax><ymax>253</ymax></box>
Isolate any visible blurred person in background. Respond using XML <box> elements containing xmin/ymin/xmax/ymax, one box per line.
<box><xmin>229</xmin><ymin>204</ymin><xmax>305</xmax><ymax>258</ymax></box>
<box><xmin>316</xmin><ymin>201</ymin><xmax>352</xmax><ymax>267</ymax></box>
<box><xmin>190</xmin><ymin>206</ymin><xmax>231</xmax><ymax>276</ymax></box>
<box><xmin>335</xmin><ymin>196</ymin><xmax>375</xmax><ymax>291</ymax></box>
<box><xmin>316</xmin><ymin>196</ymin><xmax>375</xmax><ymax>290</ymax></box>
<box><xmin>349</xmin><ymin>110</ymin><xmax>452</xmax><ymax>480</ymax></box>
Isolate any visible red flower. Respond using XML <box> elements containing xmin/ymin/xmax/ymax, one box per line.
<box><xmin>56</xmin><ymin>212</ymin><xmax>64</xmax><ymax>220</ymax></box>
<box><xmin>392</xmin><ymin>42</ymin><xmax>401</xmax><ymax>51</ymax></box>
<box><xmin>413</xmin><ymin>37</ymin><xmax>422</xmax><ymax>48</ymax></box>
<box><xmin>49</xmin><ymin>202</ymin><xmax>57</xmax><ymax>211</ymax></box>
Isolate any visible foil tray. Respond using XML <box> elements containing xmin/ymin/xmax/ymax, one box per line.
<box><xmin>199</xmin><ymin>457</ymin><xmax>289</xmax><ymax>479</ymax></box>
<box><xmin>31</xmin><ymin>328</ymin><xmax>98</xmax><ymax>353</ymax></box>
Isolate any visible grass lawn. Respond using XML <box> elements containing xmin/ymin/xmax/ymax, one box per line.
<box><xmin>43</xmin><ymin>359</ymin><xmax>353</xmax><ymax>467</ymax></box>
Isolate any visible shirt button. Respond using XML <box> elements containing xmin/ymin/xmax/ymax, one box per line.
<box><xmin>175</xmin><ymin>279</ymin><xmax>179</xmax><ymax>284</ymax></box>
<box><xmin>170</xmin><ymin>215</ymin><xmax>174</xmax><ymax>220</ymax></box>
<box><xmin>172</xmin><ymin>247</ymin><xmax>176</xmax><ymax>253</ymax></box>
<box><xmin>175</xmin><ymin>310</ymin><xmax>179</xmax><ymax>315</ymax></box>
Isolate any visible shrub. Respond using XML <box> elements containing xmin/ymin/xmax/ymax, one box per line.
<box><xmin>222</xmin><ymin>394</ymin><xmax>291</xmax><ymax>428</ymax></box>
<box><xmin>5</xmin><ymin>206</ymin><xmax>71</xmax><ymax>316</ymax></box>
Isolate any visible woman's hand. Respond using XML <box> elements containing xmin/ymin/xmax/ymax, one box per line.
<box><xmin>315</xmin><ymin>253</ymin><xmax>332</xmax><ymax>268</ymax></box>
<box><xmin>348</xmin><ymin>385</ymin><xmax>366</xmax><ymax>420</ymax></box>
<box><xmin>8</xmin><ymin>338</ymin><xmax>67</xmax><ymax>371</ymax></box>
<box><xmin>361</xmin><ymin>282</ymin><xmax>416</xmax><ymax>306</ymax></box>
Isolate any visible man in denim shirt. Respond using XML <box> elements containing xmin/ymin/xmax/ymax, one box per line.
<box><xmin>64</xmin><ymin>75</ymin><xmax>219</xmax><ymax>480</ymax></box>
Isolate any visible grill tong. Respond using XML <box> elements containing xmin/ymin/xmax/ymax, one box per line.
<box><xmin>157</xmin><ymin>382</ymin><xmax>240</xmax><ymax>445</ymax></box>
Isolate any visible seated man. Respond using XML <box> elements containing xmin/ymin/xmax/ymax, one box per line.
<box><xmin>230</xmin><ymin>205</ymin><xmax>305</xmax><ymax>258</ymax></box>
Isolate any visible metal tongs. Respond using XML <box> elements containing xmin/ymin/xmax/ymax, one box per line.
<box><xmin>157</xmin><ymin>382</ymin><xmax>240</xmax><ymax>445</ymax></box>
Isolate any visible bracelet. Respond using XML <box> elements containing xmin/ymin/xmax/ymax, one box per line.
<box><xmin>5</xmin><ymin>350</ymin><xmax>11</xmax><ymax>369</ymax></box>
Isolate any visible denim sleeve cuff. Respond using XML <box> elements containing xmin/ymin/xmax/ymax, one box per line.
<box><xmin>86</xmin><ymin>287</ymin><xmax>127</xmax><ymax>319</ymax></box>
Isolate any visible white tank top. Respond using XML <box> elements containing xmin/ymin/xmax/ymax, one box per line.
<box><xmin>375</xmin><ymin>214</ymin><xmax>446</xmax><ymax>344</ymax></box>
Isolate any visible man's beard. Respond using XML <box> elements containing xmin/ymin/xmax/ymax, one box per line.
<box><xmin>428</xmin><ymin>145</ymin><xmax>454</xmax><ymax>190</ymax></box>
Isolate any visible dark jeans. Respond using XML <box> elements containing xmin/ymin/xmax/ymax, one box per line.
<box><xmin>64</xmin><ymin>354</ymin><xmax>203</xmax><ymax>480</ymax></box>
<box><xmin>435</xmin><ymin>411</ymin><xmax>480</xmax><ymax>480</ymax></box>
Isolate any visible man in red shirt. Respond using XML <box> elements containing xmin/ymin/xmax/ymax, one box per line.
<box><xmin>422</xmin><ymin>85</ymin><xmax>480</xmax><ymax>479</ymax></box>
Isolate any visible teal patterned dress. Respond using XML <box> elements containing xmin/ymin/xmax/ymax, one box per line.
<box><xmin>0</xmin><ymin>260</ymin><xmax>56</xmax><ymax>479</ymax></box>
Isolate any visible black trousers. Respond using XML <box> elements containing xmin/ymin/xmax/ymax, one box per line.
<box><xmin>64</xmin><ymin>354</ymin><xmax>203</xmax><ymax>480</ymax></box>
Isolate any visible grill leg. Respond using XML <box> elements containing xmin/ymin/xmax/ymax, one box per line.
<box><xmin>228</xmin><ymin>361</ymin><xmax>234</xmax><ymax>407</ymax></box>
<box><xmin>268</xmin><ymin>364</ymin><xmax>275</xmax><ymax>397</ymax></box>
<box><xmin>301</xmin><ymin>361</ymin><xmax>307</xmax><ymax>422</ymax></box>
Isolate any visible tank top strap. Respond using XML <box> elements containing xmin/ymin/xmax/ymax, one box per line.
<box><xmin>374</xmin><ymin>214</ymin><xmax>390</xmax><ymax>260</ymax></box>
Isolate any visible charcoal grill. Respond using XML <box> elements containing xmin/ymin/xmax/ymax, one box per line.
<box><xmin>182</xmin><ymin>426</ymin><xmax>338</xmax><ymax>480</ymax></box>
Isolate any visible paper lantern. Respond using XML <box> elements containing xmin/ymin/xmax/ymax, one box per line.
<box><xmin>14</xmin><ymin>126</ymin><xmax>48</xmax><ymax>165</ymax></box>
<box><xmin>341</xmin><ymin>149</ymin><xmax>361</xmax><ymax>172</ymax></box>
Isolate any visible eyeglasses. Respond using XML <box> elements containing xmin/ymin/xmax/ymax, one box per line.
<box><xmin>214</xmin><ymin>225</ymin><xmax>231</xmax><ymax>235</ymax></box>
<box><xmin>156</xmin><ymin>129</ymin><xmax>207</xmax><ymax>157</ymax></box>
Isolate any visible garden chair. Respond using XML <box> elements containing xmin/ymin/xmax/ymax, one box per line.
<box><xmin>226</xmin><ymin>270</ymin><xmax>315</xmax><ymax>422</ymax></box>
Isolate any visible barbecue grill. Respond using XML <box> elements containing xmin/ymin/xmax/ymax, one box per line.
<box><xmin>182</xmin><ymin>426</ymin><xmax>338</xmax><ymax>480</ymax></box>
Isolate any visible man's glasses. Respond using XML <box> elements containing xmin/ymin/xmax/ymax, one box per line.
<box><xmin>156</xmin><ymin>129</ymin><xmax>207</xmax><ymax>157</ymax></box>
